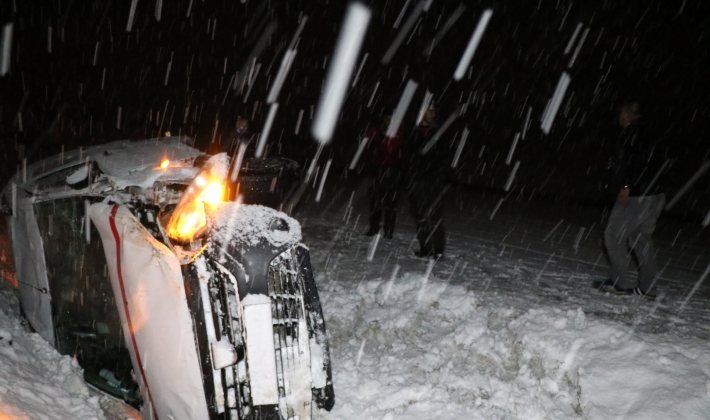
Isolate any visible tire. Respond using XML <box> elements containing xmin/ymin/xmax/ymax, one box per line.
<box><xmin>236</xmin><ymin>157</ymin><xmax>301</xmax><ymax>209</ymax></box>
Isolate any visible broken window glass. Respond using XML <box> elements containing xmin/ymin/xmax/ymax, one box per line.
<box><xmin>35</xmin><ymin>197</ymin><xmax>141</xmax><ymax>406</ymax></box>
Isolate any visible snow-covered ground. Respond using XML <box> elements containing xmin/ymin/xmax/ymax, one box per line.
<box><xmin>2</xmin><ymin>180</ymin><xmax>710</xmax><ymax>419</ymax></box>
<box><xmin>301</xmin><ymin>180</ymin><xmax>710</xmax><ymax>420</ymax></box>
<box><xmin>0</xmin><ymin>282</ymin><xmax>140</xmax><ymax>420</ymax></box>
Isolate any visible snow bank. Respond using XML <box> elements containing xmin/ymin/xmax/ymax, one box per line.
<box><xmin>0</xmin><ymin>288</ymin><xmax>106</xmax><ymax>420</ymax></box>
<box><xmin>320</xmin><ymin>274</ymin><xmax>710</xmax><ymax>419</ymax></box>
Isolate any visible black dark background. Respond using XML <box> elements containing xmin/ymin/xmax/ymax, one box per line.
<box><xmin>1</xmin><ymin>0</ymin><xmax>709</xmax><ymax>218</ymax></box>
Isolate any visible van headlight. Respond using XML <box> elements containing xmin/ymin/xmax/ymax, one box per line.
<box><xmin>167</xmin><ymin>154</ymin><xmax>229</xmax><ymax>242</ymax></box>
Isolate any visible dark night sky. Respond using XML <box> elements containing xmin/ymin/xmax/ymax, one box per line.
<box><xmin>1</xmin><ymin>0</ymin><xmax>709</xmax><ymax>218</ymax></box>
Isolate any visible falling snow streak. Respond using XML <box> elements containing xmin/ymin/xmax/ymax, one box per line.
<box><xmin>288</xmin><ymin>15</ymin><xmax>309</xmax><ymax>51</ymax></box>
<box><xmin>641</xmin><ymin>159</ymin><xmax>671</xmax><ymax>197</ymax></box>
<box><xmin>382</xmin><ymin>0</ymin><xmax>427</xmax><ymax>65</ymax></box>
<box><xmin>295</xmin><ymin>109</ymin><xmax>305</xmax><ymax>135</ymax></box>
<box><xmin>423</xmin><ymin>3</ymin><xmax>466</xmax><ymax>57</ymax></box>
<box><xmin>489</xmin><ymin>198</ymin><xmax>504</xmax><ymax>220</ymax></box>
<box><xmin>542</xmin><ymin>219</ymin><xmax>565</xmax><ymax>243</ymax></box>
<box><xmin>367</xmin><ymin>81</ymin><xmax>380</xmax><ymax>108</ymax></box>
<box><xmin>521</xmin><ymin>106</ymin><xmax>532</xmax><ymax>140</ymax></box>
<box><xmin>155</xmin><ymin>0</ymin><xmax>163</xmax><ymax>21</ymax></box>
<box><xmin>417</xmin><ymin>259</ymin><xmax>436</xmax><ymax>301</ymax></box>
<box><xmin>355</xmin><ymin>339</ymin><xmax>367</xmax><ymax>367</ymax></box>
<box><xmin>558</xmin><ymin>3</ymin><xmax>572</xmax><ymax>31</ymax></box>
<box><xmin>568</xmin><ymin>27</ymin><xmax>590</xmax><ymax>68</ymax></box>
<box><xmin>386</xmin><ymin>79</ymin><xmax>418</xmax><ymax>138</ymax></box>
<box><xmin>84</xmin><ymin>200</ymin><xmax>91</xmax><ymax>244</ymax></box>
<box><xmin>366</xmin><ymin>232</ymin><xmax>380</xmax><ymax>262</ymax></box>
<box><xmin>564</xmin><ymin>23</ymin><xmax>583</xmax><ymax>54</ymax></box>
<box><xmin>505</xmin><ymin>133</ymin><xmax>520</xmax><ymax>165</ymax></box>
<box><xmin>453</xmin><ymin>9</ymin><xmax>493</xmax><ymax>81</ymax></box>
<box><xmin>267</xmin><ymin>49</ymin><xmax>298</xmax><ymax>103</ymax></box>
<box><xmin>255</xmin><ymin>103</ymin><xmax>279</xmax><ymax>158</ymax></box>
<box><xmin>0</xmin><ymin>23</ymin><xmax>13</xmax><ymax>76</ymax></box>
<box><xmin>534</xmin><ymin>253</ymin><xmax>556</xmax><ymax>282</ymax></box>
<box><xmin>451</xmin><ymin>126</ymin><xmax>470</xmax><ymax>168</ymax></box>
<box><xmin>383</xmin><ymin>265</ymin><xmax>400</xmax><ymax>303</ymax></box>
<box><xmin>349</xmin><ymin>137</ymin><xmax>369</xmax><ymax>170</ymax></box>
<box><xmin>305</xmin><ymin>145</ymin><xmax>325</xmax><ymax>183</ymax></box>
<box><xmin>242</xmin><ymin>62</ymin><xmax>262</xmax><ymax>102</ymax></box>
<box><xmin>92</xmin><ymin>42</ymin><xmax>100</xmax><ymax>66</ymax></box>
<box><xmin>221</xmin><ymin>73</ymin><xmax>236</xmax><ymax>105</ymax></box>
<box><xmin>126</xmin><ymin>0</ymin><xmax>139</xmax><ymax>32</ymax></box>
<box><xmin>420</xmin><ymin>108</ymin><xmax>459</xmax><ymax>155</ymax></box>
<box><xmin>541</xmin><ymin>72</ymin><xmax>571</xmax><ymax>135</ymax></box>
<box><xmin>573</xmin><ymin>227</ymin><xmax>586</xmax><ymax>254</ymax></box>
<box><xmin>186</xmin><ymin>0</ymin><xmax>194</xmax><ymax>18</ymax></box>
<box><xmin>415</xmin><ymin>90</ymin><xmax>434</xmax><ymax>125</ymax></box>
<box><xmin>284</xmin><ymin>144</ymin><xmax>325</xmax><ymax>214</ymax></box>
<box><xmin>164</xmin><ymin>56</ymin><xmax>172</xmax><ymax>86</ymax></box>
<box><xmin>315</xmin><ymin>158</ymin><xmax>332</xmax><ymax>203</ymax></box>
<box><xmin>230</xmin><ymin>143</ymin><xmax>248</xmax><ymax>183</ymax></box>
<box><xmin>665</xmin><ymin>161</ymin><xmax>710</xmax><ymax>210</ymax></box>
<box><xmin>312</xmin><ymin>3</ymin><xmax>371</xmax><ymax>144</ymax></box>
<box><xmin>393</xmin><ymin>0</ymin><xmax>412</xmax><ymax>29</ymax></box>
<box><xmin>680</xmin><ymin>260</ymin><xmax>710</xmax><ymax>311</ymax></box>
<box><xmin>702</xmin><ymin>209</ymin><xmax>710</xmax><ymax>227</ymax></box>
<box><xmin>235</xmin><ymin>22</ymin><xmax>278</xmax><ymax>93</ymax></box>
<box><xmin>350</xmin><ymin>53</ymin><xmax>369</xmax><ymax>88</ymax></box>
<box><xmin>503</xmin><ymin>161</ymin><xmax>520</xmax><ymax>192</ymax></box>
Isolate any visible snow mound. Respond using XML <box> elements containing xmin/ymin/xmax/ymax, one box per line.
<box><xmin>0</xmin><ymin>296</ymin><xmax>106</xmax><ymax>419</ymax></box>
<box><xmin>320</xmin><ymin>274</ymin><xmax>710</xmax><ymax>419</ymax></box>
<box><xmin>210</xmin><ymin>203</ymin><xmax>302</xmax><ymax>249</ymax></box>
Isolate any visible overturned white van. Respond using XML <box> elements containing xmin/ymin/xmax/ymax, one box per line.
<box><xmin>1</xmin><ymin>137</ymin><xmax>334</xmax><ymax>420</ymax></box>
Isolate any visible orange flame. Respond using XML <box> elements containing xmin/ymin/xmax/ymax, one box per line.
<box><xmin>167</xmin><ymin>177</ymin><xmax>225</xmax><ymax>241</ymax></box>
<box><xmin>160</xmin><ymin>159</ymin><xmax>170</xmax><ymax>169</ymax></box>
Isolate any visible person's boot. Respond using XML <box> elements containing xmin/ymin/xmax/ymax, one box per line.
<box><xmin>596</xmin><ymin>279</ymin><xmax>631</xmax><ymax>295</ymax></box>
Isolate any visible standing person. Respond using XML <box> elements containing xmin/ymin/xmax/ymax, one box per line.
<box><xmin>401</xmin><ymin>104</ymin><xmax>449</xmax><ymax>260</ymax></box>
<box><xmin>219</xmin><ymin>117</ymin><xmax>252</xmax><ymax>156</ymax></box>
<box><xmin>600</xmin><ymin>101</ymin><xmax>665</xmax><ymax>301</ymax></box>
<box><xmin>364</xmin><ymin>113</ymin><xmax>404</xmax><ymax>239</ymax></box>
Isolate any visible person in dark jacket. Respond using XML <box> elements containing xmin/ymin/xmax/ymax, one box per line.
<box><xmin>219</xmin><ymin>117</ymin><xmax>253</xmax><ymax>156</ymax></box>
<box><xmin>401</xmin><ymin>104</ymin><xmax>449</xmax><ymax>259</ymax></box>
<box><xmin>365</xmin><ymin>113</ymin><xmax>404</xmax><ymax>239</ymax></box>
<box><xmin>600</xmin><ymin>101</ymin><xmax>665</xmax><ymax>301</ymax></box>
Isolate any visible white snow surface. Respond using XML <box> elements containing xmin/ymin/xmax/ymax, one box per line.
<box><xmin>301</xmin><ymin>185</ymin><xmax>710</xmax><ymax>420</ymax></box>
<box><xmin>66</xmin><ymin>164</ymin><xmax>89</xmax><ymax>184</ymax></box>
<box><xmin>0</xmin><ymin>286</ymin><xmax>106</xmax><ymax>419</ymax></box>
<box><xmin>211</xmin><ymin>203</ymin><xmax>302</xmax><ymax>249</ymax></box>
<box><xmin>319</xmin><ymin>277</ymin><xmax>710</xmax><ymax>419</ymax></box>
<box><xmin>91</xmin><ymin>137</ymin><xmax>201</xmax><ymax>190</ymax></box>
<box><xmin>3</xmin><ymin>185</ymin><xmax>710</xmax><ymax>419</ymax></box>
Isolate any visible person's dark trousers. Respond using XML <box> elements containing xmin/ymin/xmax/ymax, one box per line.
<box><xmin>604</xmin><ymin>194</ymin><xmax>665</xmax><ymax>294</ymax></box>
<box><xmin>408</xmin><ymin>179</ymin><xmax>446</xmax><ymax>254</ymax></box>
<box><xmin>369</xmin><ymin>167</ymin><xmax>401</xmax><ymax>236</ymax></box>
